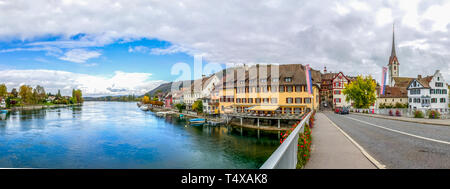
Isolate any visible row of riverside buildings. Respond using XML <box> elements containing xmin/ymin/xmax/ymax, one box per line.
<box><xmin>163</xmin><ymin>26</ymin><xmax>449</xmax><ymax>116</ymax></box>
<box><xmin>165</xmin><ymin>64</ymin><xmax>322</xmax><ymax>116</ymax></box>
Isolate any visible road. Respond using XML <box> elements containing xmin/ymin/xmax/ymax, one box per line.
<box><xmin>323</xmin><ymin>112</ymin><xmax>450</xmax><ymax>169</ymax></box>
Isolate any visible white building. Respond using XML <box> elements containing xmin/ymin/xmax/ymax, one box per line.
<box><xmin>407</xmin><ymin>70</ymin><xmax>449</xmax><ymax>114</ymax></box>
<box><xmin>183</xmin><ymin>74</ymin><xmax>220</xmax><ymax>110</ymax></box>
<box><xmin>332</xmin><ymin>72</ymin><xmax>353</xmax><ymax>108</ymax></box>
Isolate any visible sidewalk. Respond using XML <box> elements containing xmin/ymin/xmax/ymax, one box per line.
<box><xmin>304</xmin><ymin>113</ymin><xmax>377</xmax><ymax>169</ymax></box>
<box><xmin>351</xmin><ymin>112</ymin><xmax>450</xmax><ymax>126</ymax></box>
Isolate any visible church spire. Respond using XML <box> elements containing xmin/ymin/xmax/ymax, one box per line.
<box><xmin>391</xmin><ymin>23</ymin><xmax>396</xmax><ymax>58</ymax></box>
<box><xmin>388</xmin><ymin>23</ymin><xmax>398</xmax><ymax>66</ymax></box>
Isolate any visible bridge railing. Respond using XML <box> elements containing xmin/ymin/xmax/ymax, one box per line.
<box><xmin>260</xmin><ymin>111</ymin><xmax>312</xmax><ymax>169</ymax></box>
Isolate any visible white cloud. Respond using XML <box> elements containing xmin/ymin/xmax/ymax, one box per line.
<box><xmin>0</xmin><ymin>0</ymin><xmax>449</xmax><ymax>84</ymax></box>
<box><xmin>0</xmin><ymin>69</ymin><xmax>166</xmax><ymax>97</ymax></box>
<box><xmin>376</xmin><ymin>8</ymin><xmax>393</xmax><ymax>26</ymax></box>
<box><xmin>59</xmin><ymin>49</ymin><xmax>101</xmax><ymax>63</ymax></box>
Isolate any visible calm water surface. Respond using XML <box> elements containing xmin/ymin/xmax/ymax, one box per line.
<box><xmin>0</xmin><ymin>102</ymin><xmax>280</xmax><ymax>168</ymax></box>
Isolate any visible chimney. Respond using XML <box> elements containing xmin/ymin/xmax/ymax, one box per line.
<box><xmin>324</xmin><ymin>66</ymin><xmax>327</xmax><ymax>73</ymax></box>
<box><xmin>418</xmin><ymin>75</ymin><xmax>422</xmax><ymax>79</ymax></box>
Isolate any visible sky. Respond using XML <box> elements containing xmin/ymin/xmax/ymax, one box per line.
<box><xmin>0</xmin><ymin>0</ymin><xmax>449</xmax><ymax>97</ymax></box>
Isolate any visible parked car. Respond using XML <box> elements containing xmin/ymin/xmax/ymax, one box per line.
<box><xmin>334</xmin><ymin>108</ymin><xmax>340</xmax><ymax>114</ymax></box>
<box><xmin>340</xmin><ymin>107</ymin><xmax>349</xmax><ymax>114</ymax></box>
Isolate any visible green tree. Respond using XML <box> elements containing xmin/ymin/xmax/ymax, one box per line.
<box><xmin>192</xmin><ymin>100</ymin><xmax>203</xmax><ymax>113</ymax></box>
<box><xmin>175</xmin><ymin>103</ymin><xmax>186</xmax><ymax>113</ymax></box>
<box><xmin>342</xmin><ymin>75</ymin><xmax>377</xmax><ymax>109</ymax></box>
<box><xmin>11</xmin><ymin>88</ymin><xmax>18</xmax><ymax>98</ymax></box>
<box><xmin>56</xmin><ymin>89</ymin><xmax>62</xmax><ymax>99</ymax></box>
<box><xmin>0</xmin><ymin>84</ymin><xmax>7</xmax><ymax>99</ymax></box>
<box><xmin>35</xmin><ymin>85</ymin><xmax>46</xmax><ymax>103</ymax></box>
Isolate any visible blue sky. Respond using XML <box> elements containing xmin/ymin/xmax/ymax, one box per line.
<box><xmin>0</xmin><ymin>37</ymin><xmax>194</xmax><ymax>81</ymax></box>
<box><xmin>0</xmin><ymin>0</ymin><xmax>449</xmax><ymax>97</ymax></box>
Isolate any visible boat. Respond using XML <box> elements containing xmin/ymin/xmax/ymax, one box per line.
<box><xmin>156</xmin><ymin>111</ymin><xmax>171</xmax><ymax>117</ymax></box>
<box><xmin>140</xmin><ymin>105</ymin><xmax>149</xmax><ymax>111</ymax></box>
<box><xmin>0</xmin><ymin>110</ymin><xmax>8</xmax><ymax>114</ymax></box>
<box><xmin>188</xmin><ymin>118</ymin><xmax>206</xmax><ymax>125</ymax></box>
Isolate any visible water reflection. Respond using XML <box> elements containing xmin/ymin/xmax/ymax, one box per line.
<box><xmin>0</xmin><ymin>102</ymin><xmax>279</xmax><ymax>168</ymax></box>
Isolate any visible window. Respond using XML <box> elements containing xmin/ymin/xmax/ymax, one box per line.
<box><xmin>431</xmin><ymin>98</ymin><xmax>437</xmax><ymax>103</ymax></box>
<box><xmin>248</xmin><ymin>98</ymin><xmax>253</xmax><ymax>103</ymax></box>
<box><xmin>271</xmin><ymin>98</ymin><xmax>278</xmax><ymax>104</ymax></box>
<box><xmin>263</xmin><ymin>98</ymin><xmax>269</xmax><ymax>103</ymax></box>
<box><xmin>304</xmin><ymin>98</ymin><xmax>311</xmax><ymax>104</ymax></box>
<box><xmin>287</xmin><ymin>86</ymin><xmax>293</xmax><ymax>92</ymax></box>
<box><xmin>272</xmin><ymin>78</ymin><xmax>279</xmax><ymax>82</ymax></box>
<box><xmin>294</xmin><ymin>108</ymin><xmax>301</xmax><ymax>114</ymax></box>
<box><xmin>286</xmin><ymin>98</ymin><xmax>293</xmax><ymax>104</ymax></box>
<box><xmin>284</xmin><ymin>77</ymin><xmax>292</xmax><ymax>82</ymax></box>
<box><xmin>262</xmin><ymin>86</ymin><xmax>268</xmax><ymax>93</ymax></box>
<box><xmin>239</xmin><ymin>80</ymin><xmax>245</xmax><ymax>84</ymax></box>
<box><xmin>256</xmin><ymin>98</ymin><xmax>261</xmax><ymax>103</ymax></box>
<box><xmin>260</xmin><ymin>79</ymin><xmax>267</xmax><ymax>83</ymax></box>
<box><xmin>295</xmin><ymin>85</ymin><xmax>301</xmax><ymax>92</ymax></box>
<box><xmin>410</xmin><ymin>89</ymin><xmax>421</xmax><ymax>95</ymax></box>
<box><xmin>435</xmin><ymin>82</ymin><xmax>443</xmax><ymax>87</ymax></box>
<box><xmin>271</xmin><ymin>86</ymin><xmax>278</xmax><ymax>93</ymax></box>
<box><xmin>279</xmin><ymin>86</ymin><xmax>285</xmax><ymax>92</ymax></box>
<box><xmin>249</xmin><ymin>79</ymin><xmax>256</xmax><ymax>84</ymax></box>
<box><xmin>443</xmin><ymin>89</ymin><xmax>447</xmax><ymax>94</ymax></box>
<box><xmin>295</xmin><ymin>98</ymin><xmax>302</xmax><ymax>104</ymax></box>
<box><xmin>430</xmin><ymin>89</ymin><xmax>434</xmax><ymax>94</ymax></box>
<box><xmin>440</xmin><ymin>98</ymin><xmax>446</xmax><ymax>103</ymax></box>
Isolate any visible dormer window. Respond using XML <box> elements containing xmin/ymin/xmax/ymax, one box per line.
<box><xmin>272</xmin><ymin>78</ymin><xmax>279</xmax><ymax>82</ymax></box>
<box><xmin>260</xmin><ymin>79</ymin><xmax>267</xmax><ymax>83</ymax></box>
<box><xmin>284</xmin><ymin>77</ymin><xmax>292</xmax><ymax>82</ymax></box>
<box><xmin>239</xmin><ymin>80</ymin><xmax>245</xmax><ymax>84</ymax></box>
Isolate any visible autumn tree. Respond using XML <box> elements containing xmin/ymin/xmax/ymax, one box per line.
<box><xmin>142</xmin><ymin>96</ymin><xmax>150</xmax><ymax>104</ymax></box>
<box><xmin>192</xmin><ymin>100</ymin><xmax>203</xmax><ymax>113</ymax></box>
<box><xmin>19</xmin><ymin>85</ymin><xmax>33</xmax><ymax>104</ymax></box>
<box><xmin>342</xmin><ymin>75</ymin><xmax>377</xmax><ymax>109</ymax></box>
<box><xmin>0</xmin><ymin>84</ymin><xmax>7</xmax><ymax>99</ymax></box>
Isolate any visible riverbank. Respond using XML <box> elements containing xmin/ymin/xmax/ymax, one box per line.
<box><xmin>148</xmin><ymin>106</ymin><xmax>292</xmax><ymax>131</ymax></box>
<box><xmin>9</xmin><ymin>103</ymin><xmax>82</xmax><ymax>111</ymax></box>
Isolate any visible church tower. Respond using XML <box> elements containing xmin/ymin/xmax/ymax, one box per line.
<box><xmin>388</xmin><ymin>24</ymin><xmax>399</xmax><ymax>86</ymax></box>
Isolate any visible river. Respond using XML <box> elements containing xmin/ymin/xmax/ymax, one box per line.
<box><xmin>0</xmin><ymin>101</ymin><xmax>280</xmax><ymax>168</ymax></box>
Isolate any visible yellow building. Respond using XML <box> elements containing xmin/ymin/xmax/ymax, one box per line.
<box><xmin>217</xmin><ymin>64</ymin><xmax>321</xmax><ymax>115</ymax></box>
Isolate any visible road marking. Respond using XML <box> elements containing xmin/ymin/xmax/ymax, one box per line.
<box><xmin>322</xmin><ymin>114</ymin><xmax>386</xmax><ymax>169</ymax></box>
<box><xmin>345</xmin><ymin>115</ymin><xmax>450</xmax><ymax>145</ymax></box>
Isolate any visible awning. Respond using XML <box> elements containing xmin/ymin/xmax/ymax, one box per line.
<box><xmin>248</xmin><ymin>105</ymin><xmax>280</xmax><ymax>111</ymax></box>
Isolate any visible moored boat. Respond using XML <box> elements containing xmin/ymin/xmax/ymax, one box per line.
<box><xmin>189</xmin><ymin>118</ymin><xmax>206</xmax><ymax>125</ymax></box>
<box><xmin>140</xmin><ymin>105</ymin><xmax>149</xmax><ymax>111</ymax></box>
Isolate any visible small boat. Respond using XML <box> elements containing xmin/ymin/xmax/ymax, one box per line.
<box><xmin>140</xmin><ymin>105</ymin><xmax>149</xmax><ymax>111</ymax></box>
<box><xmin>189</xmin><ymin>122</ymin><xmax>205</xmax><ymax>126</ymax></box>
<box><xmin>189</xmin><ymin>118</ymin><xmax>206</xmax><ymax>125</ymax></box>
<box><xmin>156</xmin><ymin>111</ymin><xmax>170</xmax><ymax>117</ymax></box>
<box><xmin>0</xmin><ymin>110</ymin><xmax>8</xmax><ymax>114</ymax></box>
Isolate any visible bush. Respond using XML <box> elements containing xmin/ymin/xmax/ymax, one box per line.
<box><xmin>427</xmin><ymin>110</ymin><xmax>441</xmax><ymax>119</ymax></box>
<box><xmin>414</xmin><ymin>110</ymin><xmax>424</xmax><ymax>118</ymax></box>
<box><xmin>395</xmin><ymin>110</ymin><xmax>401</xmax><ymax>117</ymax></box>
<box><xmin>389</xmin><ymin>110</ymin><xmax>393</xmax><ymax>116</ymax></box>
<box><xmin>297</xmin><ymin>124</ymin><xmax>312</xmax><ymax>169</ymax></box>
